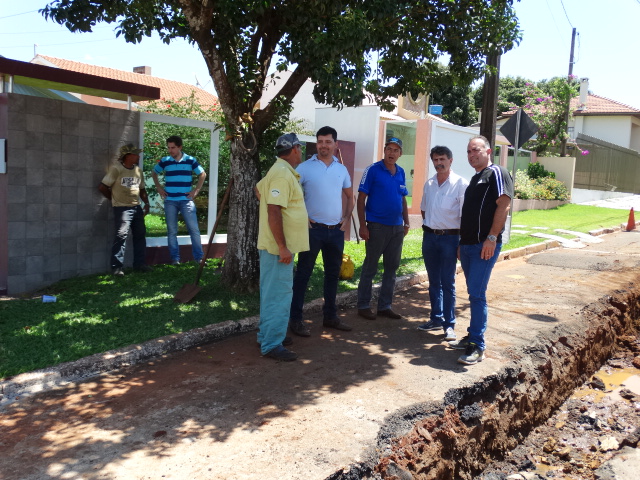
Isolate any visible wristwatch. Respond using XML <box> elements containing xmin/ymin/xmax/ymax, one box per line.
<box><xmin>487</xmin><ymin>234</ymin><xmax>497</xmax><ymax>243</ymax></box>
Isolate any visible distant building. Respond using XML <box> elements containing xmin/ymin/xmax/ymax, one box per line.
<box><xmin>31</xmin><ymin>55</ymin><xmax>218</xmax><ymax>109</ymax></box>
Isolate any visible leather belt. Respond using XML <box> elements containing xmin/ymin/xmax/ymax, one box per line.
<box><xmin>311</xmin><ymin>222</ymin><xmax>342</xmax><ymax>229</ymax></box>
<box><xmin>422</xmin><ymin>226</ymin><xmax>460</xmax><ymax>235</ymax></box>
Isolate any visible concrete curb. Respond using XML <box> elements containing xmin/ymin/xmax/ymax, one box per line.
<box><xmin>0</xmin><ymin>238</ymin><xmax>564</xmax><ymax>404</ymax></box>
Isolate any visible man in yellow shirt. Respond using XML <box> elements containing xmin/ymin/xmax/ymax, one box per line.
<box><xmin>98</xmin><ymin>144</ymin><xmax>152</xmax><ymax>276</ymax></box>
<box><xmin>256</xmin><ymin>133</ymin><xmax>309</xmax><ymax>361</ymax></box>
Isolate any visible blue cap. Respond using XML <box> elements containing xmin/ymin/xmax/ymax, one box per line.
<box><xmin>385</xmin><ymin>137</ymin><xmax>403</xmax><ymax>149</ymax></box>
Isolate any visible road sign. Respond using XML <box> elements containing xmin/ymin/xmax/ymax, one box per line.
<box><xmin>499</xmin><ymin>108</ymin><xmax>538</xmax><ymax>148</ymax></box>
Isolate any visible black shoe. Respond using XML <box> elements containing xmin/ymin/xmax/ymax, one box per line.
<box><xmin>134</xmin><ymin>265</ymin><xmax>153</xmax><ymax>273</ymax></box>
<box><xmin>357</xmin><ymin>308</ymin><xmax>376</xmax><ymax>320</ymax></box>
<box><xmin>256</xmin><ymin>337</ymin><xmax>293</xmax><ymax>348</ymax></box>
<box><xmin>112</xmin><ymin>268</ymin><xmax>124</xmax><ymax>277</ymax></box>
<box><xmin>289</xmin><ymin>321</ymin><xmax>311</xmax><ymax>337</ymax></box>
<box><xmin>377</xmin><ymin>308</ymin><xmax>402</xmax><ymax>319</ymax></box>
<box><xmin>264</xmin><ymin>345</ymin><xmax>298</xmax><ymax>361</ymax></box>
<box><xmin>323</xmin><ymin>318</ymin><xmax>352</xmax><ymax>331</ymax></box>
<box><xmin>171</xmin><ymin>259</ymin><xmax>180</xmax><ymax>265</ymax></box>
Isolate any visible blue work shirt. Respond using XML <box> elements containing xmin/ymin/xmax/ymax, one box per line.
<box><xmin>358</xmin><ymin>160</ymin><xmax>408</xmax><ymax>226</ymax></box>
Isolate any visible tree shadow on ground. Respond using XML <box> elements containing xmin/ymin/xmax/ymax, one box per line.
<box><xmin>0</xmin><ymin>284</ymin><xmax>467</xmax><ymax>480</ymax></box>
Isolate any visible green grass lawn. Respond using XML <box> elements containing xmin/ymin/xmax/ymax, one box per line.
<box><xmin>145</xmin><ymin>214</ymin><xmax>214</xmax><ymax>237</ymax></box>
<box><xmin>0</xmin><ymin>204</ymin><xmax>630</xmax><ymax>379</ymax></box>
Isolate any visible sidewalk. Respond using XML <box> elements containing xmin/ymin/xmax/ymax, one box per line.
<box><xmin>1</xmin><ymin>230</ymin><xmax>639</xmax><ymax>480</ymax></box>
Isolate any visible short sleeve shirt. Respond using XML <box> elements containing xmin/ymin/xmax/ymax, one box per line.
<box><xmin>296</xmin><ymin>155</ymin><xmax>351</xmax><ymax>225</ymax></box>
<box><xmin>358</xmin><ymin>160</ymin><xmax>408</xmax><ymax>226</ymax></box>
<box><xmin>257</xmin><ymin>158</ymin><xmax>310</xmax><ymax>255</ymax></box>
<box><xmin>421</xmin><ymin>170</ymin><xmax>468</xmax><ymax>230</ymax></box>
<box><xmin>460</xmin><ymin>164</ymin><xmax>514</xmax><ymax>245</ymax></box>
<box><xmin>153</xmin><ymin>153</ymin><xmax>204</xmax><ymax>202</ymax></box>
<box><xmin>101</xmin><ymin>162</ymin><xmax>144</xmax><ymax>207</ymax></box>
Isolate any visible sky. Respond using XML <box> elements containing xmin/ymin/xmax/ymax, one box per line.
<box><xmin>2</xmin><ymin>0</ymin><xmax>640</xmax><ymax>109</ymax></box>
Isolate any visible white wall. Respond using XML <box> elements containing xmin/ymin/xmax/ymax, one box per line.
<box><xmin>261</xmin><ymin>71</ymin><xmax>317</xmax><ymax>129</ymax></box>
<box><xmin>315</xmin><ymin>105</ymin><xmax>381</xmax><ymax>189</ymax></box>
<box><xmin>537</xmin><ymin>156</ymin><xmax>576</xmax><ymax>200</ymax></box>
<box><xmin>430</xmin><ymin>122</ymin><xmax>480</xmax><ymax>182</ymax></box>
<box><xmin>631</xmin><ymin>119</ymin><xmax>640</xmax><ymax>152</ymax></box>
<box><xmin>579</xmin><ymin>116</ymin><xmax>632</xmax><ymax>148</ymax></box>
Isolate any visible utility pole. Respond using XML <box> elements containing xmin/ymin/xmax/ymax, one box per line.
<box><xmin>560</xmin><ymin>28</ymin><xmax>577</xmax><ymax>157</ymax></box>
<box><xmin>480</xmin><ymin>51</ymin><xmax>500</xmax><ymax>148</ymax></box>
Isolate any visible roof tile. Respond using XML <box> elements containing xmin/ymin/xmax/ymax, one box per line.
<box><xmin>38</xmin><ymin>55</ymin><xmax>218</xmax><ymax>107</ymax></box>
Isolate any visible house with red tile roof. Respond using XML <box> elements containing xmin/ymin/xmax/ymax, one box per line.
<box><xmin>569</xmin><ymin>78</ymin><xmax>640</xmax><ymax>152</ymax></box>
<box><xmin>31</xmin><ymin>55</ymin><xmax>218</xmax><ymax>109</ymax></box>
<box><xmin>497</xmin><ymin>78</ymin><xmax>640</xmax><ymax>153</ymax></box>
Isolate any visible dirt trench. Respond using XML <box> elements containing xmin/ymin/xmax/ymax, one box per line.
<box><xmin>327</xmin><ymin>280</ymin><xmax>640</xmax><ymax>480</ymax></box>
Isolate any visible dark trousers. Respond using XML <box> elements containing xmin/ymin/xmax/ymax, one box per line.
<box><xmin>357</xmin><ymin>222</ymin><xmax>405</xmax><ymax>310</ymax></box>
<box><xmin>111</xmin><ymin>205</ymin><xmax>147</xmax><ymax>269</ymax></box>
<box><xmin>290</xmin><ymin>225</ymin><xmax>344</xmax><ymax>322</ymax></box>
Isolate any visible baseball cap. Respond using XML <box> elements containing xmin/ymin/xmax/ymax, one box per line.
<box><xmin>385</xmin><ymin>137</ymin><xmax>403</xmax><ymax>149</ymax></box>
<box><xmin>119</xmin><ymin>143</ymin><xmax>142</xmax><ymax>160</ymax></box>
<box><xmin>275</xmin><ymin>133</ymin><xmax>302</xmax><ymax>153</ymax></box>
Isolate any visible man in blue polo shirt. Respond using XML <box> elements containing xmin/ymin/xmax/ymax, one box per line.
<box><xmin>356</xmin><ymin>137</ymin><xmax>410</xmax><ymax>320</ymax></box>
<box><xmin>151</xmin><ymin>135</ymin><xmax>206</xmax><ymax>265</ymax></box>
<box><xmin>289</xmin><ymin>126</ymin><xmax>354</xmax><ymax>337</ymax></box>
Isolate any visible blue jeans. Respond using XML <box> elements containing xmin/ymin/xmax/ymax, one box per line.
<box><xmin>357</xmin><ymin>222</ymin><xmax>405</xmax><ymax>310</ymax></box>
<box><xmin>422</xmin><ymin>231</ymin><xmax>460</xmax><ymax>329</ymax></box>
<box><xmin>459</xmin><ymin>242</ymin><xmax>502</xmax><ymax>351</ymax></box>
<box><xmin>111</xmin><ymin>205</ymin><xmax>147</xmax><ymax>269</ymax></box>
<box><xmin>258</xmin><ymin>249</ymin><xmax>294</xmax><ymax>355</ymax></box>
<box><xmin>164</xmin><ymin>200</ymin><xmax>204</xmax><ymax>262</ymax></box>
<box><xmin>290</xmin><ymin>225</ymin><xmax>344</xmax><ymax>322</ymax></box>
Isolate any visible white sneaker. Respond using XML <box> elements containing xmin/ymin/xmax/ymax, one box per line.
<box><xmin>444</xmin><ymin>327</ymin><xmax>457</xmax><ymax>341</ymax></box>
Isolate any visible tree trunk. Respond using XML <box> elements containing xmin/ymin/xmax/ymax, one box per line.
<box><xmin>221</xmin><ymin>141</ymin><xmax>261</xmax><ymax>292</ymax></box>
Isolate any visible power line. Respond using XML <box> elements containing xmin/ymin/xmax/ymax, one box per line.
<box><xmin>0</xmin><ymin>9</ymin><xmax>39</xmax><ymax>20</ymax></box>
<box><xmin>0</xmin><ymin>25</ymin><xmax>112</xmax><ymax>35</ymax></box>
<box><xmin>3</xmin><ymin>37</ymin><xmax>119</xmax><ymax>49</ymax></box>
<box><xmin>543</xmin><ymin>0</ymin><xmax>563</xmax><ymax>38</ymax></box>
<box><xmin>560</xmin><ymin>0</ymin><xmax>574</xmax><ymax>28</ymax></box>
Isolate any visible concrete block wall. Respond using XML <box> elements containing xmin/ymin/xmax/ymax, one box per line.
<box><xmin>2</xmin><ymin>93</ymin><xmax>140</xmax><ymax>295</ymax></box>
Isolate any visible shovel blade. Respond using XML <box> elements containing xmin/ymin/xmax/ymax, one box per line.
<box><xmin>173</xmin><ymin>283</ymin><xmax>202</xmax><ymax>303</ymax></box>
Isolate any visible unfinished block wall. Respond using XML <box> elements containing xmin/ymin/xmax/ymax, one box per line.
<box><xmin>0</xmin><ymin>93</ymin><xmax>140</xmax><ymax>295</ymax></box>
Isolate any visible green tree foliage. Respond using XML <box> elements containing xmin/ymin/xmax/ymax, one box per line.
<box><xmin>428</xmin><ymin>66</ymin><xmax>478</xmax><ymax>126</ymax></box>
<box><xmin>42</xmin><ymin>0</ymin><xmax>521</xmax><ymax>292</ymax></box>
<box><xmin>474</xmin><ymin>75</ymin><xmax>533</xmax><ymax>114</ymax></box>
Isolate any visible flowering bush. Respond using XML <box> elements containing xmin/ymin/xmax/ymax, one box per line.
<box><xmin>536</xmin><ymin>177</ymin><xmax>569</xmax><ymax>201</ymax></box>
<box><xmin>514</xmin><ymin>170</ymin><xmax>537</xmax><ymax>199</ymax></box>
<box><xmin>508</xmin><ymin>77</ymin><xmax>580</xmax><ymax>155</ymax></box>
<box><xmin>514</xmin><ymin>169</ymin><xmax>569</xmax><ymax>201</ymax></box>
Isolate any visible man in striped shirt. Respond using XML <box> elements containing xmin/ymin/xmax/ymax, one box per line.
<box><xmin>451</xmin><ymin>135</ymin><xmax>513</xmax><ymax>365</ymax></box>
<box><xmin>152</xmin><ymin>135</ymin><xmax>206</xmax><ymax>265</ymax></box>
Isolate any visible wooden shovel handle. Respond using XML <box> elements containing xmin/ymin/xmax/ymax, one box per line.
<box><xmin>193</xmin><ymin>178</ymin><xmax>233</xmax><ymax>286</ymax></box>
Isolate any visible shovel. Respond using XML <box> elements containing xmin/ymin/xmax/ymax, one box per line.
<box><xmin>174</xmin><ymin>179</ymin><xmax>233</xmax><ymax>303</ymax></box>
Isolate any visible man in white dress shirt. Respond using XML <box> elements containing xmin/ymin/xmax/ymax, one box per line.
<box><xmin>417</xmin><ymin>145</ymin><xmax>468</xmax><ymax>342</ymax></box>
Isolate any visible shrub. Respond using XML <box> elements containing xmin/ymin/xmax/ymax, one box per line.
<box><xmin>515</xmin><ymin>170</ymin><xmax>536</xmax><ymax>200</ymax></box>
<box><xmin>515</xmin><ymin>170</ymin><xmax>568</xmax><ymax>201</ymax></box>
<box><xmin>527</xmin><ymin>162</ymin><xmax>555</xmax><ymax>180</ymax></box>
<box><xmin>535</xmin><ymin>177</ymin><xmax>569</xmax><ymax>201</ymax></box>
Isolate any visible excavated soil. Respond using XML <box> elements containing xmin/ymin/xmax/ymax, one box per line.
<box><xmin>475</xmin><ymin>334</ymin><xmax>640</xmax><ymax>480</ymax></box>
<box><xmin>331</xmin><ymin>287</ymin><xmax>640</xmax><ymax>480</ymax></box>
